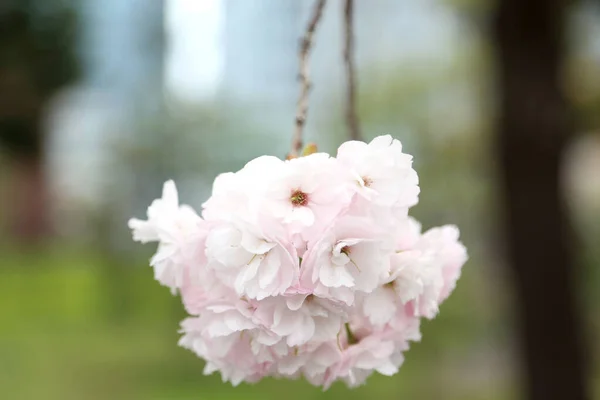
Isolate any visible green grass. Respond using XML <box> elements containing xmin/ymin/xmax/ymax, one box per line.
<box><xmin>0</xmin><ymin>248</ymin><xmax>560</xmax><ymax>400</ymax></box>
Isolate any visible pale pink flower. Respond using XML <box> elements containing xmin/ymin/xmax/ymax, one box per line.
<box><xmin>276</xmin><ymin>341</ymin><xmax>341</xmax><ymax>385</ymax></box>
<box><xmin>360</xmin><ymin>289</ymin><xmax>423</xmax><ymax>341</ymax></box>
<box><xmin>261</xmin><ymin>153</ymin><xmax>352</xmax><ymax>235</ymax></box>
<box><xmin>253</xmin><ymin>295</ymin><xmax>344</xmax><ymax>347</ymax></box>
<box><xmin>128</xmin><ymin>180</ymin><xmax>207</xmax><ymax>292</ymax></box>
<box><xmin>179</xmin><ymin>270</ymin><xmax>233</xmax><ymax>315</ymax></box>
<box><xmin>361</xmin><ymin>286</ymin><xmax>397</xmax><ymax>327</ymax></box>
<box><xmin>421</xmin><ymin>225</ymin><xmax>468</xmax><ymax>304</ymax></box>
<box><xmin>201</xmin><ymin>172</ymin><xmax>241</xmax><ymax>221</ymax></box>
<box><xmin>202</xmin><ymin>156</ymin><xmax>287</xmax><ymax>224</ymax></box>
<box><xmin>389</xmin><ymin>225</ymin><xmax>467</xmax><ymax>319</ymax></box>
<box><xmin>179</xmin><ymin>316</ymin><xmax>274</xmax><ymax>386</ymax></box>
<box><xmin>337</xmin><ymin>135</ymin><xmax>419</xmax><ymax>209</ymax></box>
<box><xmin>301</xmin><ymin>216</ymin><xmax>391</xmax><ymax>304</ymax></box>
<box><xmin>129</xmin><ymin>135</ymin><xmax>467</xmax><ymax>389</ymax></box>
<box><xmin>205</xmin><ymin>222</ymin><xmax>298</xmax><ymax>300</ymax></box>
<box><xmin>324</xmin><ymin>334</ymin><xmax>401</xmax><ymax>389</ymax></box>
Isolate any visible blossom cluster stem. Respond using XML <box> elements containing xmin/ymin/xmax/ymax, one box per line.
<box><xmin>290</xmin><ymin>0</ymin><xmax>327</xmax><ymax>158</ymax></box>
<box><xmin>343</xmin><ymin>0</ymin><xmax>361</xmax><ymax>141</ymax></box>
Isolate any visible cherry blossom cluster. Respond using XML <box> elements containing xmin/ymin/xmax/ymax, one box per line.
<box><xmin>128</xmin><ymin>135</ymin><xmax>467</xmax><ymax>388</ymax></box>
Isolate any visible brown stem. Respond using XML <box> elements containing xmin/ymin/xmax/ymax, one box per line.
<box><xmin>343</xmin><ymin>0</ymin><xmax>361</xmax><ymax>141</ymax></box>
<box><xmin>290</xmin><ymin>0</ymin><xmax>327</xmax><ymax>158</ymax></box>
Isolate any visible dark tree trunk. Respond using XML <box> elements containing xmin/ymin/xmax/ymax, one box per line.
<box><xmin>493</xmin><ymin>1</ymin><xmax>589</xmax><ymax>399</ymax></box>
<box><xmin>0</xmin><ymin>64</ymin><xmax>48</xmax><ymax>241</ymax></box>
<box><xmin>0</xmin><ymin>2</ymin><xmax>78</xmax><ymax>242</ymax></box>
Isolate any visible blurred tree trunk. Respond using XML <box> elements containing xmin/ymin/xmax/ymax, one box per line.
<box><xmin>0</xmin><ymin>2</ymin><xmax>78</xmax><ymax>241</ymax></box>
<box><xmin>493</xmin><ymin>1</ymin><xmax>589</xmax><ymax>399</ymax></box>
<box><xmin>0</xmin><ymin>60</ymin><xmax>47</xmax><ymax>240</ymax></box>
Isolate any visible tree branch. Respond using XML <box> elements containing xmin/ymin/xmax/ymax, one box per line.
<box><xmin>290</xmin><ymin>0</ymin><xmax>327</xmax><ymax>158</ymax></box>
<box><xmin>343</xmin><ymin>0</ymin><xmax>361</xmax><ymax>141</ymax></box>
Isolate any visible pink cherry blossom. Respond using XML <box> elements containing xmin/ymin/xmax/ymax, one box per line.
<box><xmin>384</xmin><ymin>224</ymin><xmax>468</xmax><ymax>320</ymax></box>
<box><xmin>337</xmin><ymin>135</ymin><xmax>419</xmax><ymax>209</ymax></box>
<box><xmin>261</xmin><ymin>153</ymin><xmax>353</xmax><ymax>237</ymax></box>
<box><xmin>128</xmin><ymin>135</ymin><xmax>467</xmax><ymax>389</ymax></box>
<box><xmin>205</xmin><ymin>221</ymin><xmax>299</xmax><ymax>300</ymax></box>
<box><xmin>300</xmin><ymin>216</ymin><xmax>390</xmax><ymax>304</ymax></box>
<box><xmin>128</xmin><ymin>180</ymin><xmax>208</xmax><ymax>292</ymax></box>
<box><xmin>324</xmin><ymin>333</ymin><xmax>401</xmax><ymax>389</ymax></box>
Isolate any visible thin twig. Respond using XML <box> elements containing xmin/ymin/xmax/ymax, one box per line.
<box><xmin>290</xmin><ymin>0</ymin><xmax>327</xmax><ymax>158</ymax></box>
<box><xmin>343</xmin><ymin>0</ymin><xmax>361</xmax><ymax>141</ymax></box>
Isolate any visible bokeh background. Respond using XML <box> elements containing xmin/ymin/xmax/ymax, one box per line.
<box><xmin>0</xmin><ymin>0</ymin><xmax>599</xmax><ymax>399</ymax></box>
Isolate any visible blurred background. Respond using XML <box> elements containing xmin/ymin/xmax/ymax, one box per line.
<box><xmin>0</xmin><ymin>0</ymin><xmax>598</xmax><ymax>399</ymax></box>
